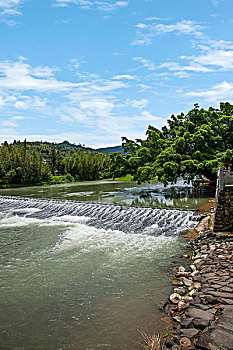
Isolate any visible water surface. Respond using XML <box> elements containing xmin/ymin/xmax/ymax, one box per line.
<box><xmin>0</xmin><ymin>180</ymin><xmax>207</xmax><ymax>350</ymax></box>
<box><xmin>0</xmin><ymin>179</ymin><xmax>209</xmax><ymax>209</ymax></box>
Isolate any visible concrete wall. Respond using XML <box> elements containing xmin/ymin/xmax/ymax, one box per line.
<box><xmin>214</xmin><ymin>186</ymin><xmax>233</xmax><ymax>231</ymax></box>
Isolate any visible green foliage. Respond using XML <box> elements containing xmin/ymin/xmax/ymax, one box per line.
<box><xmin>0</xmin><ymin>140</ymin><xmax>110</xmax><ymax>188</ymax></box>
<box><xmin>110</xmin><ymin>102</ymin><xmax>233</xmax><ymax>184</ymax></box>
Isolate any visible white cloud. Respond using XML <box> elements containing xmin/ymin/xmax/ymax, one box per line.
<box><xmin>186</xmin><ymin>81</ymin><xmax>233</xmax><ymax>102</ymax></box>
<box><xmin>14</xmin><ymin>96</ymin><xmax>48</xmax><ymax>109</ymax></box>
<box><xmin>0</xmin><ymin>59</ymin><xmax>81</xmax><ymax>91</ymax></box>
<box><xmin>137</xmin><ymin>110</ymin><xmax>161</xmax><ymax>121</ymax></box>
<box><xmin>1</xmin><ymin>115</ymin><xmax>26</xmax><ymax>128</ymax></box>
<box><xmin>53</xmin><ymin>0</ymin><xmax>129</xmax><ymax>11</ymax></box>
<box><xmin>133</xmin><ymin>57</ymin><xmax>156</xmax><ymax>70</ymax></box>
<box><xmin>155</xmin><ymin>38</ymin><xmax>233</xmax><ymax>77</ymax></box>
<box><xmin>133</xmin><ymin>20</ymin><xmax>205</xmax><ymax>46</ymax></box>
<box><xmin>113</xmin><ymin>74</ymin><xmax>136</xmax><ymax>80</ymax></box>
<box><xmin>126</xmin><ymin>98</ymin><xmax>148</xmax><ymax>109</ymax></box>
<box><xmin>0</xmin><ymin>0</ymin><xmax>23</xmax><ymax>16</ymax></box>
<box><xmin>79</xmin><ymin>99</ymin><xmax>115</xmax><ymax>118</ymax></box>
<box><xmin>193</xmin><ymin>49</ymin><xmax>233</xmax><ymax>70</ymax></box>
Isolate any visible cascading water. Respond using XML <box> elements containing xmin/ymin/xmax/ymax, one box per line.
<box><xmin>0</xmin><ymin>196</ymin><xmax>200</xmax><ymax>235</ymax></box>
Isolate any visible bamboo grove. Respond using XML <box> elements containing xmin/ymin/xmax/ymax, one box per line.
<box><xmin>0</xmin><ymin>140</ymin><xmax>110</xmax><ymax>188</ymax></box>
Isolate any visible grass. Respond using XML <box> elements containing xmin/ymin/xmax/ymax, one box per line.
<box><xmin>113</xmin><ymin>174</ymin><xmax>134</xmax><ymax>181</ymax></box>
<box><xmin>138</xmin><ymin>331</ymin><xmax>164</xmax><ymax>350</ymax></box>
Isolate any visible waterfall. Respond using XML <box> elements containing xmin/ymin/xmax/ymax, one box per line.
<box><xmin>0</xmin><ymin>196</ymin><xmax>200</xmax><ymax>235</ymax></box>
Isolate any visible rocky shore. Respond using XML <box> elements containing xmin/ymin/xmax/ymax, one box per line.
<box><xmin>162</xmin><ymin>231</ymin><xmax>233</xmax><ymax>350</ymax></box>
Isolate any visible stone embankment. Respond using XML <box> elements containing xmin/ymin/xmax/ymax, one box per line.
<box><xmin>163</xmin><ymin>231</ymin><xmax>233</xmax><ymax>350</ymax></box>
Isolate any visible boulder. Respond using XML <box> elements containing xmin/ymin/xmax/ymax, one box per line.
<box><xmin>170</xmin><ymin>293</ymin><xmax>182</xmax><ymax>304</ymax></box>
<box><xmin>180</xmin><ymin>317</ymin><xmax>194</xmax><ymax>328</ymax></box>
<box><xmin>180</xmin><ymin>328</ymin><xmax>198</xmax><ymax>338</ymax></box>
<box><xmin>193</xmin><ymin>318</ymin><xmax>210</xmax><ymax>329</ymax></box>
<box><xmin>182</xmin><ymin>278</ymin><xmax>193</xmax><ymax>288</ymax></box>
<box><xmin>187</xmin><ymin>308</ymin><xmax>215</xmax><ymax>321</ymax></box>
<box><xmin>180</xmin><ymin>337</ymin><xmax>192</xmax><ymax>347</ymax></box>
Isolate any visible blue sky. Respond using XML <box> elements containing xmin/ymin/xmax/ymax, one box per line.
<box><xmin>0</xmin><ymin>0</ymin><xmax>233</xmax><ymax>147</ymax></box>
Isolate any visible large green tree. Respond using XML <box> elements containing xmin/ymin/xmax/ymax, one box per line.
<box><xmin>110</xmin><ymin>102</ymin><xmax>233</xmax><ymax>184</ymax></box>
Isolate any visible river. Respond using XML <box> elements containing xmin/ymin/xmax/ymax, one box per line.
<box><xmin>0</xmin><ymin>181</ymin><xmax>208</xmax><ymax>350</ymax></box>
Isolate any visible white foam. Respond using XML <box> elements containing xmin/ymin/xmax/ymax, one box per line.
<box><xmin>0</xmin><ymin>213</ymin><xmax>89</xmax><ymax>228</ymax></box>
<box><xmin>55</xmin><ymin>222</ymin><xmax>176</xmax><ymax>262</ymax></box>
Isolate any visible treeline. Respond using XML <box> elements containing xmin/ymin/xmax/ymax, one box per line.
<box><xmin>110</xmin><ymin>102</ymin><xmax>233</xmax><ymax>184</ymax></box>
<box><xmin>0</xmin><ymin>140</ymin><xmax>110</xmax><ymax>188</ymax></box>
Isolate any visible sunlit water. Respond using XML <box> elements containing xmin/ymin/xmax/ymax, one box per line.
<box><xmin>0</xmin><ymin>181</ymin><xmax>207</xmax><ymax>350</ymax></box>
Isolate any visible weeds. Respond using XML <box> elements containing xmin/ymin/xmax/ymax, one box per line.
<box><xmin>138</xmin><ymin>330</ymin><xmax>164</xmax><ymax>350</ymax></box>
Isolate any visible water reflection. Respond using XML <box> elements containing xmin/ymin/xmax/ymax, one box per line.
<box><xmin>0</xmin><ymin>179</ymin><xmax>209</xmax><ymax>209</ymax></box>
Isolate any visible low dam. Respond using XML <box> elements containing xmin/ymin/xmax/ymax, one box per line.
<box><xmin>0</xmin><ymin>196</ymin><xmax>200</xmax><ymax>235</ymax></box>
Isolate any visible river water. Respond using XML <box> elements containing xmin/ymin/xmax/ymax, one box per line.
<box><xmin>0</xmin><ymin>181</ymin><xmax>208</xmax><ymax>350</ymax></box>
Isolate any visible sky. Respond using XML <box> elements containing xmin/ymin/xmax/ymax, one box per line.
<box><xmin>0</xmin><ymin>0</ymin><xmax>233</xmax><ymax>148</ymax></box>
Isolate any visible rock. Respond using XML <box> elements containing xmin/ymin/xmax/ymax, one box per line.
<box><xmin>194</xmin><ymin>258</ymin><xmax>202</xmax><ymax>266</ymax></box>
<box><xmin>180</xmin><ymin>328</ymin><xmax>198</xmax><ymax>338</ymax></box>
<box><xmin>188</xmin><ymin>289</ymin><xmax>196</xmax><ymax>297</ymax></box>
<box><xmin>175</xmin><ymin>325</ymin><xmax>181</xmax><ymax>336</ymax></box>
<box><xmin>170</xmin><ymin>293</ymin><xmax>182</xmax><ymax>304</ymax></box>
<box><xmin>193</xmin><ymin>282</ymin><xmax>201</xmax><ymax>290</ymax></box>
<box><xmin>173</xmin><ymin>316</ymin><xmax>181</xmax><ymax>323</ymax></box>
<box><xmin>180</xmin><ymin>337</ymin><xmax>192</xmax><ymax>347</ymax></box>
<box><xmin>172</xmin><ymin>335</ymin><xmax>180</xmax><ymax>345</ymax></box>
<box><xmin>179</xmin><ymin>266</ymin><xmax>186</xmax><ymax>273</ymax></box>
<box><xmin>193</xmin><ymin>318</ymin><xmax>210</xmax><ymax>329</ymax></box>
<box><xmin>190</xmin><ymin>264</ymin><xmax>196</xmax><ymax>272</ymax></box>
<box><xmin>187</xmin><ymin>308</ymin><xmax>215</xmax><ymax>321</ymax></box>
<box><xmin>221</xmin><ymin>297</ymin><xmax>233</xmax><ymax>304</ymax></box>
<box><xmin>182</xmin><ymin>278</ymin><xmax>193</xmax><ymax>288</ymax></box>
<box><xmin>206</xmin><ymin>291</ymin><xmax>233</xmax><ymax>299</ymax></box>
<box><xmin>203</xmin><ymin>294</ymin><xmax>219</xmax><ymax>304</ymax></box>
<box><xmin>208</xmin><ymin>308</ymin><xmax>218</xmax><ymax>314</ymax></box>
<box><xmin>180</xmin><ymin>318</ymin><xmax>194</xmax><ymax>328</ymax></box>
<box><xmin>174</xmin><ymin>287</ymin><xmax>186</xmax><ymax>295</ymax></box>
<box><xmin>220</xmin><ymin>286</ymin><xmax>232</xmax><ymax>292</ymax></box>
<box><xmin>165</xmin><ymin>337</ymin><xmax>175</xmax><ymax>348</ymax></box>
<box><xmin>172</xmin><ymin>279</ymin><xmax>183</xmax><ymax>286</ymax></box>
<box><xmin>170</xmin><ymin>346</ymin><xmax>179</xmax><ymax>350</ymax></box>
<box><xmin>197</xmin><ymin>328</ymin><xmax>233</xmax><ymax>350</ymax></box>
<box><xmin>178</xmin><ymin>300</ymin><xmax>187</xmax><ymax>310</ymax></box>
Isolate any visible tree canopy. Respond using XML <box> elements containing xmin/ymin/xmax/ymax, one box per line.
<box><xmin>0</xmin><ymin>140</ymin><xmax>110</xmax><ymax>188</ymax></box>
<box><xmin>110</xmin><ymin>102</ymin><xmax>233</xmax><ymax>184</ymax></box>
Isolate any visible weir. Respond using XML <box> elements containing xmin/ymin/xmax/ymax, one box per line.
<box><xmin>0</xmin><ymin>196</ymin><xmax>200</xmax><ymax>235</ymax></box>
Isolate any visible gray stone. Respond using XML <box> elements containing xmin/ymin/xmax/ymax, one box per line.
<box><xmin>220</xmin><ymin>286</ymin><xmax>232</xmax><ymax>292</ymax></box>
<box><xmin>165</xmin><ymin>337</ymin><xmax>175</xmax><ymax>348</ymax></box>
<box><xmin>170</xmin><ymin>346</ymin><xmax>179</xmax><ymax>350</ymax></box>
<box><xmin>222</xmin><ymin>297</ymin><xmax>233</xmax><ymax>304</ymax></box>
<box><xmin>187</xmin><ymin>308</ymin><xmax>215</xmax><ymax>321</ymax></box>
<box><xmin>193</xmin><ymin>318</ymin><xmax>210</xmax><ymax>329</ymax></box>
<box><xmin>172</xmin><ymin>335</ymin><xmax>180</xmax><ymax>345</ymax></box>
<box><xmin>180</xmin><ymin>328</ymin><xmax>198</xmax><ymax>338</ymax></box>
<box><xmin>183</xmin><ymin>278</ymin><xmax>193</xmax><ymax>287</ymax></box>
<box><xmin>173</xmin><ymin>316</ymin><xmax>181</xmax><ymax>323</ymax></box>
<box><xmin>180</xmin><ymin>318</ymin><xmax>194</xmax><ymax>328</ymax></box>
<box><xmin>203</xmin><ymin>295</ymin><xmax>219</xmax><ymax>304</ymax></box>
<box><xmin>174</xmin><ymin>287</ymin><xmax>187</xmax><ymax>295</ymax></box>
<box><xmin>197</xmin><ymin>328</ymin><xmax>233</xmax><ymax>350</ymax></box>
<box><xmin>206</xmin><ymin>291</ymin><xmax>233</xmax><ymax>299</ymax></box>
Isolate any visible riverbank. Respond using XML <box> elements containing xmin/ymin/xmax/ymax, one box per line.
<box><xmin>161</xmin><ymin>228</ymin><xmax>233</xmax><ymax>349</ymax></box>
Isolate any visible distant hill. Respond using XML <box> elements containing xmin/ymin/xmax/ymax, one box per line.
<box><xmin>57</xmin><ymin>141</ymin><xmax>123</xmax><ymax>154</ymax></box>
<box><xmin>95</xmin><ymin>146</ymin><xmax>123</xmax><ymax>154</ymax></box>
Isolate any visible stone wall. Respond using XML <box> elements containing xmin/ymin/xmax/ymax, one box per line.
<box><xmin>214</xmin><ymin>186</ymin><xmax>233</xmax><ymax>231</ymax></box>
